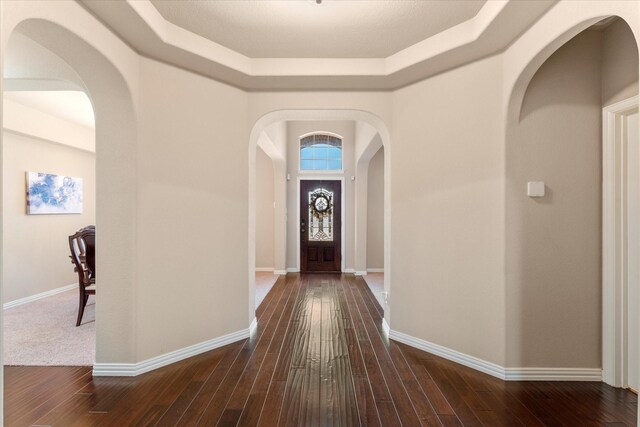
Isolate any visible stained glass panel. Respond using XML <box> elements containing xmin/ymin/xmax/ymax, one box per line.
<box><xmin>308</xmin><ymin>188</ymin><xmax>333</xmax><ymax>241</ymax></box>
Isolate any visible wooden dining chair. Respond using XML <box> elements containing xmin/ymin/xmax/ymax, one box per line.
<box><xmin>68</xmin><ymin>225</ymin><xmax>96</xmax><ymax>326</ymax></box>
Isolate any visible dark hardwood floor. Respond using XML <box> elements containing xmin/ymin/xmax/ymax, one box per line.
<box><xmin>4</xmin><ymin>273</ymin><xmax>638</xmax><ymax>426</ymax></box>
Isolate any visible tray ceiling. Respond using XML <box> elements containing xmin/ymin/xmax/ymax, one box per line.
<box><xmin>150</xmin><ymin>0</ymin><xmax>486</xmax><ymax>59</ymax></box>
<box><xmin>79</xmin><ymin>0</ymin><xmax>558</xmax><ymax>90</ymax></box>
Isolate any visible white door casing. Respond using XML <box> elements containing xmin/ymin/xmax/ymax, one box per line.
<box><xmin>602</xmin><ymin>96</ymin><xmax>640</xmax><ymax>389</ymax></box>
<box><xmin>626</xmin><ymin>111</ymin><xmax>639</xmax><ymax>392</ymax></box>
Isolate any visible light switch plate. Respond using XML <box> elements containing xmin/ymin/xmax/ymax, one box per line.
<box><xmin>527</xmin><ymin>181</ymin><xmax>545</xmax><ymax>197</ymax></box>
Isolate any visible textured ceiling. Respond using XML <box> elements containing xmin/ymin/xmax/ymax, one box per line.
<box><xmin>150</xmin><ymin>0</ymin><xmax>486</xmax><ymax>58</ymax></box>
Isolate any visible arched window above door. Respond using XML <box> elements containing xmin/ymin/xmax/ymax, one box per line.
<box><xmin>300</xmin><ymin>133</ymin><xmax>342</xmax><ymax>171</ymax></box>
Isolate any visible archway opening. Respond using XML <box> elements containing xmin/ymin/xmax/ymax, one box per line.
<box><xmin>3</xmin><ymin>30</ymin><xmax>97</xmax><ymax>366</ymax></box>
<box><xmin>362</xmin><ymin>145</ymin><xmax>385</xmax><ymax>307</ymax></box>
<box><xmin>505</xmin><ymin>16</ymin><xmax>639</xmax><ymax>395</ymax></box>
<box><xmin>1</xmin><ymin>18</ymin><xmax>138</xmax><ymax>416</ymax></box>
<box><xmin>254</xmin><ymin>123</ymin><xmax>286</xmax><ymax>310</ymax></box>
<box><xmin>248</xmin><ymin>110</ymin><xmax>392</xmax><ymax>329</ymax></box>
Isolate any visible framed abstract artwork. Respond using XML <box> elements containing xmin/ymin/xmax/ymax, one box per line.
<box><xmin>26</xmin><ymin>172</ymin><xmax>83</xmax><ymax>214</ymax></box>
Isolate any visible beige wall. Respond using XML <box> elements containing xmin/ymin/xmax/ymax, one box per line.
<box><xmin>506</xmin><ymin>30</ymin><xmax>603</xmax><ymax>368</ymax></box>
<box><xmin>602</xmin><ymin>20</ymin><xmax>639</xmax><ymax>107</ymax></box>
<box><xmin>506</xmin><ymin>22</ymin><xmax>638</xmax><ymax>368</ymax></box>
<box><xmin>392</xmin><ymin>54</ymin><xmax>507</xmax><ymax>366</ymax></box>
<box><xmin>367</xmin><ymin>147</ymin><xmax>384</xmax><ymax>270</ymax></box>
<box><xmin>248</xmin><ymin>94</ymin><xmax>392</xmax><ymax>136</ymax></box>
<box><xmin>286</xmin><ymin>120</ymin><xmax>355</xmax><ymax>271</ymax></box>
<box><xmin>135</xmin><ymin>57</ymin><xmax>249</xmax><ymax>360</ymax></box>
<box><xmin>3</xmin><ymin>130</ymin><xmax>96</xmax><ymax>303</ymax></box>
<box><xmin>255</xmin><ymin>146</ymin><xmax>275</xmax><ymax>269</ymax></box>
<box><xmin>265</xmin><ymin>123</ymin><xmax>288</xmax><ymax>274</ymax></box>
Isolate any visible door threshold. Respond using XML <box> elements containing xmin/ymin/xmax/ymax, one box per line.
<box><xmin>300</xmin><ymin>271</ymin><xmax>342</xmax><ymax>274</ymax></box>
<box><xmin>627</xmin><ymin>387</ymin><xmax>638</xmax><ymax>395</ymax></box>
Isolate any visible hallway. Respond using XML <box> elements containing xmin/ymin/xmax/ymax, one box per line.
<box><xmin>4</xmin><ymin>274</ymin><xmax>638</xmax><ymax>426</ymax></box>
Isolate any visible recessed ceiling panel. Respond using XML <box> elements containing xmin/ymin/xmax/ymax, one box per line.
<box><xmin>150</xmin><ymin>0</ymin><xmax>486</xmax><ymax>58</ymax></box>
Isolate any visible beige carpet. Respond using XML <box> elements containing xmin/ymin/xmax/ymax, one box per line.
<box><xmin>256</xmin><ymin>271</ymin><xmax>279</xmax><ymax>309</ymax></box>
<box><xmin>3</xmin><ymin>289</ymin><xmax>95</xmax><ymax>366</ymax></box>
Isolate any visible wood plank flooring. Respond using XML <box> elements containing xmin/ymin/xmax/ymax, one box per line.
<box><xmin>4</xmin><ymin>273</ymin><xmax>638</xmax><ymax>426</ymax></box>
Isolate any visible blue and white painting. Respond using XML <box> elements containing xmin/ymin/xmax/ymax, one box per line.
<box><xmin>26</xmin><ymin>172</ymin><xmax>83</xmax><ymax>214</ymax></box>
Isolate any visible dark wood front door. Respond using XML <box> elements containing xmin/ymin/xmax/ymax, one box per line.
<box><xmin>300</xmin><ymin>180</ymin><xmax>341</xmax><ymax>272</ymax></box>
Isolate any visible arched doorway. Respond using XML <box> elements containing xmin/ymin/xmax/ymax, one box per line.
<box><xmin>2</xmin><ymin>3</ymin><xmax>139</xmax><ymax>416</ymax></box>
<box><xmin>3</xmin><ymin>37</ymin><xmax>97</xmax><ymax>363</ymax></box>
<box><xmin>504</xmin><ymin>7</ymin><xmax>639</xmax><ymax>405</ymax></box>
<box><xmin>248</xmin><ymin>110</ymin><xmax>392</xmax><ymax>330</ymax></box>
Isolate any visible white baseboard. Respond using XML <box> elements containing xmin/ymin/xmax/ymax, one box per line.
<box><xmin>367</xmin><ymin>268</ymin><xmax>384</xmax><ymax>273</ymax></box>
<box><xmin>249</xmin><ymin>317</ymin><xmax>258</xmax><ymax>336</ymax></box>
<box><xmin>354</xmin><ymin>271</ymin><xmax>368</xmax><ymax>276</ymax></box>
<box><xmin>504</xmin><ymin>368</ymin><xmax>602</xmax><ymax>381</ymax></box>
<box><xmin>286</xmin><ymin>268</ymin><xmax>299</xmax><ymax>273</ymax></box>
<box><xmin>93</xmin><ymin>325</ymin><xmax>251</xmax><ymax>377</ymax></box>
<box><xmin>389</xmin><ymin>329</ymin><xmax>505</xmax><ymax>379</ymax></box>
<box><xmin>255</xmin><ymin>267</ymin><xmax>274</xmax><ymax>272</ymax></box>
<box><xmin>274</xmin><ymin>270</ymin><xmax>287</xmax><ymax>275</ymax></box>
<box><xmin>4</xmin><ymin>283</ymin><xmax>77</xmax><ymax>310</ymax></box>
<box><xmin>382</xmin><ymin>318</ymin><xmax>390</xmax><ymax>335</ymax></box>
<box><xmin>389</xmin><ymin>329</ymin><xmax>602</xmax><ymax>382</ymax></box>
<box><xmin>344</xmin><ymin>268</ymin><xmax>355</xmax><ymax>274</ymax></box>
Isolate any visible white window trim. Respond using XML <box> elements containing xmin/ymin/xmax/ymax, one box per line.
<box><xmin>299</xmin><ymin>132</ymin><xmax>344</xmax><ymax>173</ymax></box>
